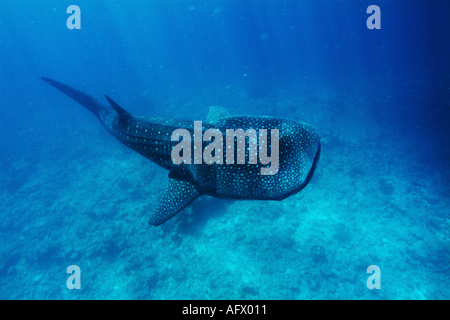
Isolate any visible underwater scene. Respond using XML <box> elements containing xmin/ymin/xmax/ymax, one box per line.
<box><xmin>0</xmin><ymin>0</ymin><xmax>449</xmax><ymax>300</ymax></box>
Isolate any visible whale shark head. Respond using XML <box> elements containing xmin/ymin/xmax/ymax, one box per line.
<box><xmin>276</xmin><ymin>120</ymin><xmax>321</xmax><ymax>198</ymax></box>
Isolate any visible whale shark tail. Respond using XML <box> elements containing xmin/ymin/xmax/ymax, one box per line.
<box><xmin>41</xmin><ymin>77</ymin><xmax>108</xmax><ymax>120</ymax></box>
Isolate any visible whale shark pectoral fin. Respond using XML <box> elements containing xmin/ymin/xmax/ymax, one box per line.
<box><xmin>206</xmin><ymin>106</ymin><xmax>231</xmax><ymax>122</ymax></box>
<box><xmin>148</xmin><ymin>173</ymin><xmax>200</xmax><ymax>226</ymax></box>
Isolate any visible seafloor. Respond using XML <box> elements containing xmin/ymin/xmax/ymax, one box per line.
<box><xmin>0</xmin><ymin>84</ymin><xmax>448</xmax><ymax>299</ymax></box>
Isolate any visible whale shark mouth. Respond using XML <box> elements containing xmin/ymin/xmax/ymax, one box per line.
<box><xmin>293</xmin><ymin>141</ymin><xmax>321</xmax><ymax>196</ymax></box>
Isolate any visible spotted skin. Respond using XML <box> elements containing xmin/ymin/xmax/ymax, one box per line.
<box><xmin>42</xmin><ymin>78</ymin><xmax>321</xmax><ymax>226</ymax></box>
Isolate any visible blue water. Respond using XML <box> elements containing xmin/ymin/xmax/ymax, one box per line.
<box><xmin>0</xmin><ymin>0</ymin><xmax>449</xmax><ymax>299</ymax></box>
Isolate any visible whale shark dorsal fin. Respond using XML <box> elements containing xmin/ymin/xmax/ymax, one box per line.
<box><xmin>206</xmin><ymin>106</ymin><xmax>231</xmax><ymax>122</ymax></box>
<box><xmin>104</xmin><ymin>95</ymin><xmax>132</xmax><ymax>120</ymax></box>
<box><xmin>148</xmin><ymin>173</ymin><xmax>200</xmax><ymax>226</ymax></box>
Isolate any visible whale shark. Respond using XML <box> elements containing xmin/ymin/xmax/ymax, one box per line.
<box><xmin>42</xmin><ymin>78</ymin><xmax>321</xmax><ymax>226</ymax></box>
